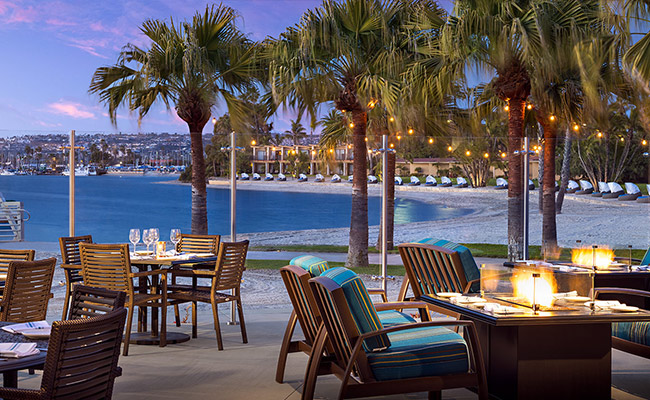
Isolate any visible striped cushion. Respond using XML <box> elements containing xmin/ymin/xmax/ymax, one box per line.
<box><xmin>366</xmin><ymin>326</ymin><xmax>469</xmax><ymax>381</ymax></box>
<box><xmin>612</xmin><ymin>321</ymin><xmax>650</xmax><ymax>346</ymax></box>
<box><xmin>320</xmin><ymin>267</ymin><xmax>390</xmax><ymax>352</ymax></box>
<box><xmin>377</xmin><ymin>310</ymin><xmax>417</xmax><ymax>327</ymax></box>
<box><xmin>416</xmin><ymin>238</ymin><xmax>480</xmax><ymax>293</ymax></box>
<box><xmin>289</xmin><ymin>255</ymin><xmax>329</xmax><ymax>276</ymax></box>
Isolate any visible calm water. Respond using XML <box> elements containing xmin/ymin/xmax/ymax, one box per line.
<box><xmin>0</xmin><ymin>175</ymin><xmax>471</xmax><ymax>242</ymax></box>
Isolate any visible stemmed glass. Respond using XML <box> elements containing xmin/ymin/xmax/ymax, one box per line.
<box><xmin>170</xmin><ymin>229</ymin><xmax>181</xmax><ymax>255</ymax></box>
<box><xmin>142</xmin><ymin>229</ymin><xmax>153</xmax><ymax>254</ymax></box>
<box><xmin>129</xmin><ymin>229</ymin><xmax>140</xmax><ymax>255</ymax></box>
<box><xmin>151</xmin><ymin>228</ymin><xmax>160</xmax><ymax>244</ymax></box>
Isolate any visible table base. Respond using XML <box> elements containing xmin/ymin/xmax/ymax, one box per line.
<box><xmin>127</xmin><ymin>332</ymin><xmax>190</xmax><ymax>345</ymax></box>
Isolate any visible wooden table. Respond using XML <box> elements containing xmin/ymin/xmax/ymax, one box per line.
<box><xmin>422</xmin><ymin>294</ymin><xmax>650</xmax><ymax>400</ymax></box>
<box><xmin>0</xmin><ymin>322</ymin><xmax>47</xmax><ymax>388</ymax></box>
<box><xmin>129</xmin><ymin>254</ymin><xmax>219</xmax><ymax>345</ymax></box>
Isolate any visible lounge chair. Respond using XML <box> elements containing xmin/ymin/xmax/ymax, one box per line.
<box><xmin>252</xmin><ymin>172</ymin><xmax>261</xmax><ymax>181</ymax></box>
<box><xmin>278</xmin><ymin>173</ymin><xmax>287</xmax><ymax>181</ymax></box>
<box><xmin>440</xmin><ymin>176</ymin><xmax>452</xmax><ymax>187</ymax></box>
<box><xmin>314</xmin><ymin>174</ymin><xmax>324</xmax><ymax>182</ymax></box>
<box><xmin>495</xmin><ymin>177</ymin><xmax>508</xmax><ymax>190</ymax></box>
<box><xmin>455</xmin><ymin>177</ymin><xmax>469</xmax><ymax>188</ymax></box>
<box><xmin>240</xmin><ymin>172</ymin><xmax>250</xmax><ymax>181</ymax></box>
<box><xmin>331</xmin><ymin>174</ymin><xmax>341</xmax><ymax>183</ymax></box>
<box><xmin>566</xmin><ymin>179</ymin><xmax>579</xmax><ymax>193</ymax></box>
<box><xmin>637</xmin><ymin>195</ymin><xmax>650</xmax><ymax>203</ymax></box>
<box><xmin>298</xmin><ymin>173</ymin><xmax>308</xmax><ymax>182</ymax></box>
<box><xmin>619</xmin><ymin>182</ymin><xmax>642</xmax><ymax>201</ymax></box>
<box><xmin>304</xmin><ymin>267</ymin><xmax>488</xmax><ymax>400</ymax></box>
<box><xmin>592</xmin><ymin>182</ymin><xmax>610</xmax><ymax>197</ymax></box>
<box><xmin>347</xmin><ymin>175</ymin><xmax>353</xmax><ymax>182</ymax></box>
<box><xmin>575</xmin><ymin>180</ymin><xmax>594</xmax><ymax>195</ymax></box>
<box><xmin>395</xmin><ymin>176</ymin><xmax>403</xmax><ymax>186</ymax></box>
<box><xmin>425</xmin><ymin>175</ymin><xmax>437</xmax><ymax>186</ymax></box>
<box><xmin>528</xmin><ymin>179</ymin><xmax>535</xmax><ymax>190</ymax></box>
<box><xmin>368</xmin><ymin>175</ymin><xmax>378</xmax><ymax>184</ymax></box>
<box><xmin>265</xmin><ymin>173</ymin><xmax>274</xmax><ymax>181</ymax></box>
<box><xmin>603</xmin><ymin>182</ymin><xmax>625</xmax><ymax>199</ymax></box>
<box><xmin>409</xmin><ymin>176</ymin><xmax>421</xmax><ymax>186</ymax></box>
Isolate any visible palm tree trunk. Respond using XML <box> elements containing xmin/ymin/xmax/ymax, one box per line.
<box><xmin>376</xmin><ymin>150</ymin><xmax>395</xmax><ymax>250</ymax></box>
<box><xmin>541</xmin><ymin>121</ymin><xmax>557</xmax><ymax>251</ymax></box>
<box><xmin>189</xmin><ymin>123</ymin><xmax>208</xmax><ymax>234</ymax></box>
<box><xmin>507</xmin><ymin>99</ymin><xmax>525</xmax><ymax>261</ymax></box>
<box><xmin>556</xmin><ymin>127</ymin><xmax>572</xmax><ymax>214</ymax></box>
<box><xmin>347</xmin><ymin>111</ymin><xmax>369</xmax><ymax>269</ymax></box>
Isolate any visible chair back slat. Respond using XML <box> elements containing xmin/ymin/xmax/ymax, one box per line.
<box><xmin>59</xmin><ymin>235</ymin><xmax>93</xmax><ymax>282</ymax></box>
<box><xmin>214</xmin><ymin>241</ymin><xmax>249</xmax><ymax>291</ymax></box>
<box><xmin>0</xmin><ymin>249</ymin><xmax>35</xmax><ymax>275</ymax></box>
<box><xmin>79</xmin><ymin>243</ymin><xmax>132</xmax><ymax>294</ymax></box>
<box><xmin>177</xmin><ymin>234</ymin><xmax>220</xmax><ymax>254</ymax></box>
<box><xmin>68</xmin><ymin>285</ymin><xmax>126</xmax><ymax>320</ymax></box>
<box><xmin>399</xmin><ymin>243</ymin><xmax>471</xmax><ymax>297</ymax></box>
<box><xmin>40</xmin><ymin>309</ymin><xmax>127</xmax><ymax>399</ymax></box>
<box><xmin>280</xmin><ymin>265</ymin><xmax>322</xmax><ymax>344</ymax></box>
<box><xmin>1</xmin><ymin>257</ymin><xmax>56</xmax><ymax>322</ymax></box>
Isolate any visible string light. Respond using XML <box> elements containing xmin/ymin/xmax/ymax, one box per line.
<box><xmin>526</xmin><ymin>104</ymin><xmax>533</xmax><ymax>110</ymax></box>
<box><xmin>428</xmin><ymin>138</ymin><xmax>434</xmax><ymax>144</ymax></box>
<box><xmin>212</xmin><ymin>117</ymin><xmax>217</xmax><ymax>125</ymax></box>
<box><xmin>501</xmin><ymin>152</ymin><xmax>507</xmax><ymax>158</ymax></box>
<box><xmin>389</xmin><ymin>116</ymin><xmax>395</xmax><ymax>122</ymax></box>
<box><xmin>348</xmin><ymin>144</ymin><xmax>352</xmax><ymax>149</ymax></box>
<box><xmin>465</xmin><ymin>150</ymin><xmax>471</xmax><ymax>156</ymax></box>
<box><xmin>573</xmin><ymin>124</ymin><xmax>580</xmax><ymax>131</ymax></box>
<box><xmin>643</xmin><ymin>139</ymin><xmax>647</xmax><ymax>146</ymax></box>
<box><xmin>251</xmin><ymin>140</ymin><xmax>256</xmax><ymax>146</ymax></box>
<box><xmin>389</xmin><ymin>143</ymin><xmax>394</xmax><ymax>148</ymax></box>
<box><xmin>364</xmin><ymin>137</ymin><xmax>368</xmax><ymax>142</ymax></box>
<box><xmin>329</xmin><ymin>149</ymin><xmax>334</xmax><ymax>153</ymax></box>
<box><xmin>504</xmin><ymin>105</ymin><xmax>509</xmax><ymax>112</ymax></box>
<box><xmin>349</xmin><ymin>122</ymin><xmax>355</xmax><ymax>128</ymax></box>
<box><xmin>620</xmin><ymin>137</ymin><xmax>625</xmax><ymax>142</ymax></box>
<box><xmin>311</xmin><ymin>150</ymin><xmax>316</xmax><ymax>155</ymax></box>
<box><xmin>597</xmin><ymin>132</ymin><xmax>602</xmax><ymax>138</ymax></box>
<box><xmin>397</xmin><ymin>135</ymin><xmax>402</xmax><ymax>140</ymax></box>
<box><xmin>446</xmin><ymin>119</ymin><xmax>452</xmax><ymax>123</ymax></box>
<box><xmin>408</xmin><ymin>128</ymin><xmax>414</xmax><ymax>135</ymax></box>
<box><xmin>549</xmin><ymin>115</ymin><xmax>556</xmax><ymax>121</ymax></box>
<box><xmin>483</xmin><ymin>152</ymin><xmax>489</xmax><ymax>158</ymax></box>
<box><xmin>447</xmin><ymin>146</ymin><xmax>453</xmax><ymax>152</ymax></box>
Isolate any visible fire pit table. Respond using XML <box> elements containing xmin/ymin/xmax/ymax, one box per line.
<box><xmin>422</xmin><ymin>263</ymin><xmax>650</xmax><ymax>400</ymax></box>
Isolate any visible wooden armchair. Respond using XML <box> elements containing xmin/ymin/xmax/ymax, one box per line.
<box><xmin>305</xmin><ymin>267</ymin><xmax>487</xmax><ymax>400</ymax></box>
<box><xmin>59</xmin><ymin>235</ymin><xmax>93</xmax><ymax>319</ymax></box>
<box><xmin>276</xmin><ymin>265</ymin><xmax>431</xmax><ymax>384</ymax></box>
<box><xmin>79</xmin><ymin>243</ymin><xmax>167</xmax><ymax>356</ymax></box>
<box><xmin>1</xmin><ymin>258</ymin><xmax>56</xmax><ymax>322</ymax></box>
<box><xmin>168</xmin><ymin>240</ymin><xmax>248</xmax><ymax>350</ymax></box>
<box><xmin>0</xmin><ymin>249</ymin><xmax>35</xmax><ymax>300</ymax></box>
<box><xmin>0</xmin><ymin>308</ymin><xmax>127</xmax><ymax>400</ymax></box>
<box><xmin>67</xmin><ymin>285</ymin><xmax>126</xmax><ymax>320</ymax></box>
<box><xmin>595</xmin><ymin>287</ymin><xmax>650</xmax><ymax>359</ymax></box>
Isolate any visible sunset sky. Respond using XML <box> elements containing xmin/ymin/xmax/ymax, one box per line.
<box><xmin>0</xmin><ymin>0</ymin><xmax>453</xmax><ymax>137</ymax></box>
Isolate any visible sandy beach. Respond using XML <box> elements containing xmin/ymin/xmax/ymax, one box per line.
<box><xmin>194</xmin><ymin>179</ymin><xmax>650</xmax><ymax>249</ymax></box>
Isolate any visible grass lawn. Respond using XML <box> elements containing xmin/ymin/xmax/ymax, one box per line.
<box><xmin>245</xmin><ymin>259</ymin><xmax>406</xmax><ymax>275</ymax></box>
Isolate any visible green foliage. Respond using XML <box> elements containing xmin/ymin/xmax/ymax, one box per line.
<box><xmin>285</xmin><ymin>151</ymin><xmax>310</xmax><ymax>176</ymax></box>
<box><xmin>179</xmin><ymin>164</ymin><xmax>192</xmax><ymax>182</ymax></box>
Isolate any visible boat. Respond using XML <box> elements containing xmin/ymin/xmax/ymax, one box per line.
<box><xmin>62</xmin><ymin>166</ymin><xmax>90</xmax><ymax>176</ymax></box>
<box><xmin>0</xmin><ymin>170</ymin><xmax>15</xmax><ymax>176</ymax></box>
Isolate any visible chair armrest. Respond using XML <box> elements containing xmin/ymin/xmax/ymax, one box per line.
<box><xmin>357</xmin><ymin>319</ymin><xmax>475</xmax><ymax>341</ymax></box>
<box><xmin>60</xmin><ymin>263</ymin><xmax>81</xmax><ymax>271</ymax></box>
<box><xmin>0</xmin><ymin>387</ymin><xmax>43</xmax><ymax>399</ymax></box>
<box><xmin>613</xmin><ymin>257</ymin><xmax>642</xmax><ymax>263</ymax></box>
<box><xmin>190</xmin><ymin>270</ymin><xmax>217</xmax><ymax>277</ymax></box>
<box><xmin>131</xmin><ymin>269</ymin><xmax>167</xmax><ymax>278</ymax></box>
<box><xmin>595</xmin><ymin>287</ymin><xmax>650</xmax><ymax>299</ymax></box>
<box><xmin>463</xmin><ymin>278</ymin><xmax>480</xmax><ymax>293</ymax></box>
<box><xmin>374</xmin><ymin>301</ymin><xmax>430</xmax><ymax>312</ymax></box>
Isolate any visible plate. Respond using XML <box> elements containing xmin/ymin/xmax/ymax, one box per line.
<box><xmin>610</xmin><ymin>305</ymin><xmax>639</xmax><ymax>313</ymax></box>
<box><xmin>135</xmin><ymin>251</ymin><xmax>153</xmax><ymax>256</ymax></box>
<box><xmin>454</xmin><ymin>296</ymin><xmax>487</xmax><ymax>304</ymax></box>
<box><xmin>21</xmin><ymin>328</ymin><xmax>51</xmax><ymax>339</ymax></box>
<box><xmin>563</xmin><ymin>296</ymin><xmax>591</xmax><ymax>303</ymax></box>
<box><xmin>436</xmin><ymin>292</ymin><xmax>462</xmax><ymax>298</ymax></box>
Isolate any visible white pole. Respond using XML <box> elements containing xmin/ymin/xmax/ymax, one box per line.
<box><xmin>229</xmin><ymin>131</ymin><xmax>238</xmax><ymax>325</ymax></box>
<box><xmin>523</xmin><ymin>136</ymin><xmax>530</xmax><ymax>260</ymax></box>
<box><xmin>381</xmin><ymin>134</ymin><xmax>388</xmax><ymax>296</ymax></box>
<box><xmin>69</xmin><ymin>130</ymin><xmax>75</xmax><ymax>236</ymax></box>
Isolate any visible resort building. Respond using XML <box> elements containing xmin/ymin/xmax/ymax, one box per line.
<box><xmin>251</xmin><ymin>144</ymin><xmax>353</xmax><ymax>175</ymax></box>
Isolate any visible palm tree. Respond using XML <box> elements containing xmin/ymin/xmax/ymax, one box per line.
<box><xmin>266</xmin><ymin>0</ymin><xmax>422</xmax><ymax>268</ymax></box>
<box><xmin>623</xmin><ymin>0</ymin><xmax>650</xmax><ymax>81</ymax></box>
<box><xmin>89</xmin><ymin>5</ymin><xmax>258</xmax><ymax>234</ymax></box>
<box><xmin>284</xmin><ymin>119</ymin><xmax>307</xmax><ymax>145</ymax></box>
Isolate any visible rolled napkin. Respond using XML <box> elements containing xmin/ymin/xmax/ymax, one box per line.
<box><xmin>2</xmin><ymin>321</ymin><xmax>50</xmax><ymax>334</ymax></box>
<box><xmin>450</xmin><ymin>296</ymin><xmax>487</xmax><ymax>305</ymax></box>
<box><xmin>585</xmin><ymin>300</ymin><xmax>622</xmax><ymax>310</ymax></box>
<box><xmin>0</xmin><ymin>343</ymin><xmax>39</xmax><ymax>358</ymax></box>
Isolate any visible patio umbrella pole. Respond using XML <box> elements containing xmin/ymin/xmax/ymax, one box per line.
<box><xmin>381</xmin><ymin>134</ymin><xmax>388</xmax><ymax>296</ymax></box>
<box><xmin>229</xmin><ymin>130</ymin><xmax>238</xmax><ymax>325</ymax></box>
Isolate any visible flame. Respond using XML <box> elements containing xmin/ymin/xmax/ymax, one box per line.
<box><xmin>511</xmin><ymin>270</ymin><xmax>557</xmax><ymax>308</ymax></box>
<box><xmin>571</xmin><ymin>247</ymin><xmax>615</xmax><ymax>269</ymax></box>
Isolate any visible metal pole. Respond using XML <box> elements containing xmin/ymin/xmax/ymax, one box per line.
<box><xmin>229</xmin><ymin>131</ymin><xmax>238</xmax><ymax>325</ymax></box>
<box><xmin>381</xmin><ymin>135</ymin><xmax>388</xmax><ymax>296</ymax></box>
<box><xmin>69</xmin><ymin>130</ymin><xmax>75</xmax><ymax>236</ymax></box>
<box><xmin>523</xmin><ymin>136</ymin><xmax>529</xmax><ymax>260</ymax></box>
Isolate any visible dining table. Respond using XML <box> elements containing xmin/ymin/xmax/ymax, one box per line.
<box><xmin>0</xmin><ymin>322</ymin><xmax>47</xmax><ymax>388</ymax></box>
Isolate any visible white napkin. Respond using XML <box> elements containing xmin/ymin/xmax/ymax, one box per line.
<box><xmin>552</xmin><ymin>291</ymin><xmax>578</xmax><ymax>299</ymax></box>
<box><xmin>585</xmin><ymin>300</ymin><xmax>622</xmax><ymax>310</ymax></box>
<box><xmin>0</xmin><ymin>343</ymin><xmax>39</xmax><ymax>358</ymax></box>
<box><xmin>483</xmin><ymin>303</ymin><xmax>526</xmax><ymax>315</ymax></box>
<box><xmin>450</xmin><ymin>296</ymin><xmax>487</xmax><ymax>304</ymax></box>
<box><xmin>2</xmin><ymin>321</ymin><xmax>50</xmax><ymax>334</ymax></box>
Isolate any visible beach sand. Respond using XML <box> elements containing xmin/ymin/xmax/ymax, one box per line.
<box><xmin>198</xmin><ymin>179</ymin><xmax>650</xmax><ymax>249</ymax></box>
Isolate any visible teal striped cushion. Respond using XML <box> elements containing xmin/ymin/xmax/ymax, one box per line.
<box><xmin>366</xmin><ymin>326</ymin><xmax>469</xmax><ymax>381</ymax></box>
<box><xmin>613</xmin><ymin>321</ymin><xmax>650</xmax><ymax>346</ymax></box>
<box><xmin>320</xmin><ymin>267</ymin><xmax>390</xmax><ymax>352</ymax></box>
<box><xmin>377</xmin><ymin>310</ymin><xmax>416</xmax><ymax>327</ymax></box>
<box><xmin>641</xmin><ymin>247</ymin><xmax>650</xmax><ymax>266</ymax></box>
<box><xmin>416</xmin><ymin>238</ymin><xmax>480</xmax><ymax>293</ymax></box>
<box><xmin>289</xmin><ymin>255</ymin><xmax>330</xmax><ymax>276</ymax></box>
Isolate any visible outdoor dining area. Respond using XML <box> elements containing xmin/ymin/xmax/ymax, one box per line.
<box><xmin>0</xmin><ymin>236</ymin><xmax>648</xmax><ymax>399</ymax></box>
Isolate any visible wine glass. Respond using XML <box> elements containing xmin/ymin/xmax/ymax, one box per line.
<box><xmin>151</xmin><ymin>228</ymin><xmax>160</xmax><ymax>243</ymax></box>
<box><xmin>170</xmin><ymin>229</ymin><xmax>181</xmax><ymax>255</ymax></box>
<box><xmin>129</xmin><ymin>229</ymin><xmax>140</xmax><ymax>255</ymax></box>
<box><xmin>142</xmin><ymin>229</ymin><xmax>152</xmax><ymax>254</ymax></box>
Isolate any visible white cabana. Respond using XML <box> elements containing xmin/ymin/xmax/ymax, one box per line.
<box><xmin>395</xmin><ymin>176</ymin><xmax>403</xmax><ymax>185</ymax></box>
<box><xmin>425</xmin><ymin>175</ymin><xmax>437</xmax><ymax>186</ymax></box>
<box><xmin>368</xmin><ymin>175</ymin><xmax>378</xmax><ymax>184</ymax></box>
<box><xmin>496</xmin><ymin>178</ymin><xmax>508</xmax><ymax>189</ymax></box>
<box><xmin>567</xmin><ymin>180</ymin><xmax>579</xmax><ymax>192</ymax></box>
<box><xmin>277</xmin><ymin>173</ymin><xmax>286</xmax><ymax>181</ymax></box>
<box><xmin>347</xmin><ymin>175</ymin><xmax>353</xmax><ymax>182</ymax></box>
<box><xmin>409</xmin><ymin>176</ymin><xmax>421</xmax><ymax>186</ymax></box>
<box><xmin>331</xmin><ymin>174</ymin><xmax>341</xmax><ymax>183</ymax></box>
<box><xmin>252</xmin><ymin>173</ymin><xmax>261</xmax><ymax>181</ymax></box>
<box><xmin>315</xmin><ymin>174</ymin><xmax>324</xmax><ymax>182</ymax></box>
<box><xmin>440</xmin><ymin>176</ymin><xmax>452</xmax><ymax>187</ymax></box>
<box><xmin>625</xmin><ymin>182</ymin><xmax>641</xmax><ymax>194</ymax></box>
<box><xmin>298</xmin><ymin>173</ymin><xmax>308</xmax><ymax>182</ymax></box>
<box><xmin>579</xmin><ymin>180</ymin><xmax>593</xmax><ymax>190</ymax></box>
<box><xmin>264</xmin><ymin>173</ymin><xmax>274</xmax><ymax>181</ymax></box>
<box><xmin>607</xmin><ymin>182</ymin><xmax>624</xmax><ymax>193</ymax></box>
<box><xmin>456</xmin><ymin>177</ymin><xmax>468</xmax><ymax>188</ymax></box>
<box><xmin>597</xmin><ymin>182</ymin><xmax>610</xmax><ymax>193</ymax></box>
<box><xmin>240</xmin><ymin>173</ymin><xmax>249</xmax><ymax>180</ymax></box>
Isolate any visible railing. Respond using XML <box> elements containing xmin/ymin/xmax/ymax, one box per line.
<box><xmin>0</xmin><ymin>201</ymin><xmax>30</xmax><ymax>241</ymax></box>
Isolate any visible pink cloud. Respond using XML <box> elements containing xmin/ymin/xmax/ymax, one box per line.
<box><xmin>5</xmin><ymin>5</ymin><xmax>36</xmax><ymax>23</ymax></box>
<box><xmin>46</xmin><ymin>18</ymin><xmax>76</xmax><ymax>27</ymax></box>
<box><xmin>0</xmin><ymin>1</ymin><xmax>12</xmax><ymax>15</ymax></box>
<box><xmin>46</xmin><ymin>101</ymin><xmax>95</xmax><ymax>119</ymax></box>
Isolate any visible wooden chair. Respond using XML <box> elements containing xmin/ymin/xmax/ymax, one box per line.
<box><xmin>305</xmin><ymin>268</ymin><xmax>488</xmax><ymax>400</ymax></box>
<box><xmin>167</xmin><ymin>240</ymin><xmax>248</xmax><ymax>350</ymax></box>
<box><xmin>0</xmin><ymin>308</ymin><xmax>127</xmax><ymax>400</ymax></box>
<box><xmin>0</xmin><ymin>249</ymin><xmax>35</xmax><ymax>300</ymax></box>
<box><xmin>67</xmin><ymin>285</ymin><xmax>126</xmax><ymax>320</ymax></box>
<box><xmin>276</xmin><ymin>265</ymin><xmax>431</xmax><ymax>384</ymax></box>
<box><xmin>0</xmin><ymin>258</ymin><xmax>56</xmax><ymax>322</ymax></box>
<box><xmin>79</xmin><ymin>243</ymin><xmax>167</xmax><ymax>356</ymax></box>
<box><xmin>170</xmin><ymin>234</ymin><xmax>220</xmax><ymax>325</ymax></box>
<box><xmin>59</xmin><ymin>235</ymin><xmax>93</xmax><ymax>320</ymax></box>
<box><xmin>595</xmin><ymin>287</ymin><xmax>650</xmax><ymax>359</ymax></box>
